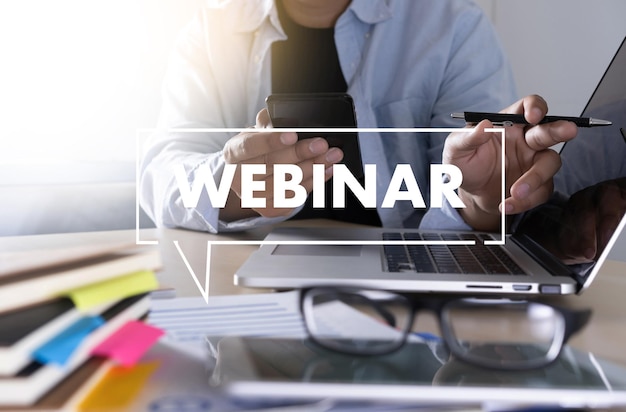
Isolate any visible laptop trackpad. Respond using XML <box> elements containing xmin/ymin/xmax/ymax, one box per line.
<box><xmin>272</xmin><ymin>245</ymin><xmax>362</xmax><ymax>257</ymax></box>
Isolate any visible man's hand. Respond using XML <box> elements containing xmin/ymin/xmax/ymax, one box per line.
<box><xmin>220</xmin><ymin>109</ymin><xmax>343</xmax><ymax>222</ymax></box>
<box><xmin>444</xmin><ymin>95</ymin><xmax>578</xmax><ymax>231</ymax></box>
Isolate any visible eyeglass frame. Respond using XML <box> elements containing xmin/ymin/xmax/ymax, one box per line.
<box><xmin>299</xmin><ymin>286</ymin><xmax>592</xmax><ymax>371</ymax></box>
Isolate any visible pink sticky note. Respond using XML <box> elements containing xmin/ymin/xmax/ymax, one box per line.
<box><xmin>92</xmin><ymin>321</ymin><xmax>164</xmax><ymax>366</ymax></box>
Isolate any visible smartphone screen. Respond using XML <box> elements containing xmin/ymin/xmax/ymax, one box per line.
<box><xmin>266</xmin><ymin>93</ymin><xmax>364</xmax><ymax>179</ymax></box>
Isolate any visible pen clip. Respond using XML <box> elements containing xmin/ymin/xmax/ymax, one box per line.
<box><xmin>491</xmin><ymin>121</ymin><xmax>515</xmax><ymax>127</ymax></box>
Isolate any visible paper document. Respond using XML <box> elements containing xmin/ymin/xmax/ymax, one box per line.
<box><xmin>148</xmin><ymin>291</ymin><xmax>305</xmax><ymax>359</ymax></box>
<box><xmin>148</xmin><ymin>291</ymin><xmax>410</xmax><ymax>360</ymax></box>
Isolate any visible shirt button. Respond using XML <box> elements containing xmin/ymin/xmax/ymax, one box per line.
<box><xmin>254</xmin><ymin>55</ymin><xmax>261</xmax><ymax>64</ymax></box>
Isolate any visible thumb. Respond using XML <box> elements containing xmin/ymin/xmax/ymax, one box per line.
<box><xmin>256</xmin><ymin>108</ymin><xmax>272</xmax><ymax>128</ymax></box>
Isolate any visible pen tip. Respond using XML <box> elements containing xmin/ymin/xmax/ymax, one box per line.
<box><xmin>589</xmin><ymin>118</ymin><xmax>612</xmax><ymax>126</ymax></box>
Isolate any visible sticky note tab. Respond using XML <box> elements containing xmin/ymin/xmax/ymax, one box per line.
<box><xmin>34</xmin><ymin>316</ymin><xmax>105</xmax><ymax>366</ymax></box>
<box><xmin>77</xmin><ymin>361</ymin><xmax>159</xmax><ymax>411</ymax></box>
<box><xmin>68</xmin><ymin>270</ymin><xmax>159</xmax><ymax>311</ymax></box>
<box><xmin>91</xmin><ymin>321</ymin><xmax>163</xmax><ymax>367</ymax></box>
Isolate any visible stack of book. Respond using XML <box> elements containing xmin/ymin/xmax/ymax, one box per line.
<box><xmin>0</xmin><ymin>242</ymin><xmax>163</xmax><ymax>409</ymax></box>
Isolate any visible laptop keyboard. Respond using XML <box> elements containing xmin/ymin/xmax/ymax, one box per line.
<box><xmin>382</xmin><ymin>232</ymin><xmax>526</xmax><ymax>275</ymax></box>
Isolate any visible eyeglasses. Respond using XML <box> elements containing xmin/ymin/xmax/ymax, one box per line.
<box><xmin>299</xmin><ymin>287</ymin><xmax>591</xmax><ymax>371</ymax></box>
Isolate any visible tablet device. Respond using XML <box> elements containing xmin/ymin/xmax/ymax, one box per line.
<box><xmin>266</xmin><ymin>93</ymin><xmax>364</xmax><ymax>179</ymax></box>
<box><xmin>208</xmin><ymin>336</ymin><xmax>626</xmax><ymax>408</ymax></box>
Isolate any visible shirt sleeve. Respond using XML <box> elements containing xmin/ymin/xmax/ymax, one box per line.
<box><xmin>139</xmin><ymin>11</ymin><xmax>292</xmax><ymax>233</ymax></box>
<box><xmin>427</xmin><ymin>2</ymin><xmax>517</xmax><ymax>160</ymax></box>
<box><xmin>419</xmin><ymin>196</ymin><xmax>472</xmax><ymax>231</ymax></box>
<box><xmin>422</xmin><ymin>3</ymin><xmax>518</xmax><ymax>229</ymax></box>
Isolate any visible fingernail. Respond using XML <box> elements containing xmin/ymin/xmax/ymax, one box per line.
<box><xmin>516</xmin><ymin>183</ymin><xmax>530</xmax><ymax>199</ymax></box>
<box><xmin>309</xmin><ymin>138</ymin><xmax>326</xmax><ymax>154</ymax></box>
<box><xmin>325</xmin><ymin>148</ymin><xmax>343</xmax><ymax>162</ymax></box>
<box><xmin>531</xmin><ymin>107</ymin><xmax>543</xmax><ymax>123</ymax></box>
<box><xmin>504</xmin><ymin>203</ymin><xmax>514</xmax><ymax>214</ymax></box>
<box><xmin>280</xmin><ymin>133</ymin><xmax>297</xmax><ymax>145</ymax></box>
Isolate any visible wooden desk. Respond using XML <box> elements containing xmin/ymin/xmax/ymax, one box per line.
<box><xmin>2</xmin><ymin>222</ymin><xmax>625</xmax><ymax>368</ymax></box>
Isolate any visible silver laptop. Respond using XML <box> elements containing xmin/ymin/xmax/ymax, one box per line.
<box><xmin>235</xmin><ymin>37</ymin><xmax>626</xmax><ymax>295</ymax></box>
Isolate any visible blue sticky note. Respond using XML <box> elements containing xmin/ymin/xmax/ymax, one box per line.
<box><xmin>33</xmin><ymin>316</ymin><xmax>104</xmax><ymax>366</ymax></box>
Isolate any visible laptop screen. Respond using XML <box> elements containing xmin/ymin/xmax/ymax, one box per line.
<box><xmin>514</xmin><ymin>37</ymin><xmax>626</xmax><ymax>287</ymax></box>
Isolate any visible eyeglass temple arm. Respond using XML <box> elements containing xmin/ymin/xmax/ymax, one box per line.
<box><xmin>373</xmin><ymin>303</ymin><xmax>397</xmax><ymax>328</ymax></box>
<box><xmin>563</xmin><ymin>308</ymin><xmax>593</xmax><ymax>342</ymax></box>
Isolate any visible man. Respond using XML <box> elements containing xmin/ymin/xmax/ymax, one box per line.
<box><xmin>140</xmin><ymin>0</ymin><xmax>576</xmax><ymax>233</ymax></box>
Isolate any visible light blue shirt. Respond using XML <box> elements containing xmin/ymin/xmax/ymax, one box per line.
<box><xmin>140</xmin><ymin>0</ymin><xmax>517</xmax><ymax>233</ymax></box>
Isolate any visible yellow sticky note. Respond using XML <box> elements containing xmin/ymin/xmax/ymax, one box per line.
<box><xmin>68</xmin><ymin>270</ymin><xmax>159</xmax><ymax>310</ymax></box>
<box><xmin>77</xmin><ymin>361</ymin><xmax>159</xmax><ymax>411</ymax></box>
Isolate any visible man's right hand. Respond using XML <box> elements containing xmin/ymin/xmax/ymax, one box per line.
<box><xmin>219</xmin><ymin>108</ymin><xmax>344</xmax><ymax>222</ymax></box>
<box><xmin>443</xmin><ymin>95</ymin><xmax>578</xmax><ymax>231</ymax></box>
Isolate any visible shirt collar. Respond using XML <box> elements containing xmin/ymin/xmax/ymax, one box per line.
<box><xmin>207</xmin><ymin>0</ymin><xmax>392</xmax><ymax>34</ymax></box>
<box><xmin>347</xmin><ymin>0</ymin><xmax>392</xmax><ymax>24</ymax></box>
<box><xmin>202</xmin><ymin>0</ymin><xmax>281</xmax><ymax>34</ymax></box>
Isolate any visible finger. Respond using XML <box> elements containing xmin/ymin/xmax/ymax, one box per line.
<box><xmin>501</xmin><ymin>180</ymin><xmax>553</xmax><ymax>215</ymax></box>
<box><xmin>501</xmin><ymin>94</ymin><xmax>548</xmax><ymax>124</ymax></box>
<box><xmin>261</xmin><ymin>138</ymin><xmax>333</xmax><ymax>168</ymax></box>
<box><xmin>239</xmin><ymin>138</ymin><xmax>335</xmax><ymax>179</ymax></box>
<box><xmin>506</xmin><ymin>149</ymin><xmax>562</xmax><ymax>212</ymax></box>
<box><xmin>243</xmin><ymin>148</ymin><xmax>342</xmax><ymax>211</ymax></box>
<box><xmin>443</xmin><ymin>120</ymin><xmax>497</xmax><ymax>162</ymax></box>
<box><xmin>268</xmin><ymin>148</ymin><xmax>343</xmax><ymax>186</ymax></box>
<box><xmin>252</xmin><ymin>165</ymin><xmax>334</xmax><ymax>219</ymax></box>
<box><xmin>223</xmin><ymin>130</ymin><xmax>298</xmax><ymax>163</ymax></box>
<box><xmin>296</xmin><ymin>148</ymin><xmax>344</xmax><ymax>176</ymax></box>
<box><xmin>524</xmin><ymin>121</ymin><xmax>578</xmax><ymax>151</ymax></box>
<box><xmin>256</xmin><ymin>108</ymin><xmax>271</xmax><ymax>128</ymax></box>
<box><xmin>261</xmin><ymin>147</ymin><xmax>342</xmax><ymax>186</ymax></box>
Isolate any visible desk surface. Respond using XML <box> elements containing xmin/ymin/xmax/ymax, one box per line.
<box><xmin>2</xmin><ymin>221</ymin><xmax>625</xmax><ymax>368</ymax></box>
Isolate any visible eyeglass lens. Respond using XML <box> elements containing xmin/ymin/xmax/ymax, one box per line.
<box><xmin>443</xmin><ymin>301</ymin><xmax>566</xmax><ymax>367</ymax></box>
<box><xmin>304</xmin><ymin>290</ymin><xmax>413</xmax><ymax>355</ymax></box>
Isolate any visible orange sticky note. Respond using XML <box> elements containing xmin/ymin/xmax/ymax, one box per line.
<box><xmin>91</xmin><ymin>321</ymin><xmax>163</xmax><ymax>366</ymax></box>
<box><xmin>77</xmin><ymin>361</ymin><xmax>159</xmax><ymax>411</ymax></box>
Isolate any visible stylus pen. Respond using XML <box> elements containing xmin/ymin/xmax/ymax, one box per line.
<box><xmin>451</xmin><ymin>112</ymin><xmax>612</xmax><ymax>128</ymax></box>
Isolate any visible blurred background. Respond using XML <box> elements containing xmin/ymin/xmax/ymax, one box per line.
<box><xmin>1</xmin><ymin>0</ymin><xmax>625</xmax><ymax>236</ymax></box>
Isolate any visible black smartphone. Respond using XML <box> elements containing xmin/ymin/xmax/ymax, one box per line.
<box><xmin>266</xmin><ymin>93</ymin><xmax>364</xmax><ymax>179</ymax></box>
